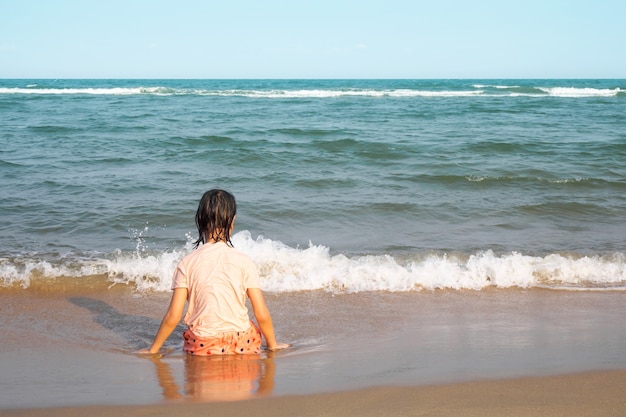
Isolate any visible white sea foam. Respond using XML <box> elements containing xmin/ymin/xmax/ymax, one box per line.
<box><xmin>472</xmin><ymin>84</ymin><xmax>521</xmax><ymax>89</ymax></box>
<box><xmin>0</xmin><ymin>87</ymin><xmax>485</xmax><ymax>98</ymax></box>
<box><xmin>539</xmin><ymin>87</ymin><xmax>622</xmax><ymax>97</ymax></box>
<box><xmin>0</xmin><ymin>257</ymin><xmax>114</xmax><ymax>288</ymax></box>
<box><xmin>466</xmin><ymin>175</ymin><xmax>590</xmax><ymax>184</ymax></box>
<box><xmin>0</xmin><ymin>87</ymin><xmax>145</xmax><ymax>95</ymax></box>
<box><xmin>2</xmin><ymin>85</ymin><xmax>622</xmax><ymax>98</ymax></box>
<box><xmin>218</xmin><ymin>89</ymin><xmax>485</xmax><ymax>98</ymax></box>
<box><xmin>2</xmin><ymin>231</ymin><xmax>625</xmax><ymax>292</ymax></box>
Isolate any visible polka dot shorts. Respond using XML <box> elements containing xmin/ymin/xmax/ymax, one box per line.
<box><xmin>183</xmin><ymin>321</ymin><xmax>262</xmax><ymax>355</ymax></box>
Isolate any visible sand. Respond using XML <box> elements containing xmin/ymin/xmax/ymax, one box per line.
<box><xmin>1</xmin><ymin>287</ymin><xmax>625</xmax><ymax>415</ymax></box>
<box><xmin>1</xmin><ymin>370</ymin><xmax>625</xmax><ymax>417</ymax></box>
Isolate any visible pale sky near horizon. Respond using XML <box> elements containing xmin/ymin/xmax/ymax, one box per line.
<box><xmin>1</xmin><ymin>0</ymin><xmax>624</xmax><ymax>79</ymax></box>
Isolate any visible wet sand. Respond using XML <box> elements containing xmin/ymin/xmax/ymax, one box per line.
<box><xmin>2</xmin><ymin>371</ymin><xmax>625</xmax><ymax>417</ymax></box>
<box><xmin>1</xmin><ymin>285</ymin><xmax>625</xmax><ymax>414</ymax></box>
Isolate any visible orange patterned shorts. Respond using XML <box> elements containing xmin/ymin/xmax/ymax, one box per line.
<box><xmin>183</xmin><ymin>321</ymin><xmax>262</xmax><ymax>356</ymax></box>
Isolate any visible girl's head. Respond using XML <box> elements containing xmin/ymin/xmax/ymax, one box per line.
<box><xmin>194</xmin><ymin>189</ymin><xmax>237</xmax><ymax>248</ymax></box>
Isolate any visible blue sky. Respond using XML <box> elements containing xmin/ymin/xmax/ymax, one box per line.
<box><xmin>1</xmin><ymin>0</ymin><xmax>624</xmax><ymax>78</ymax></box>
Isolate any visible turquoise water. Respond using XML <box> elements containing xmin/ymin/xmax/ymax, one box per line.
<box><xmin>1</xmin><ymin>79</ymin><xmax>625</xmax><ymax>291</ymax></box>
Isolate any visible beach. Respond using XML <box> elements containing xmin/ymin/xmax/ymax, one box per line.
<box><xmin>1</xmin><ymin>284</ymin><xmax>624</xmax><ymax>415</ymax></box>
<box><xmin>1</xmin><ymin>79</ymin><xmax>625</xmax><ymax>414</ymax></box>
<box><xmin>2</xmin><ymin>371</ymin><xmax>625</xmax><ymax>417</ymax></box>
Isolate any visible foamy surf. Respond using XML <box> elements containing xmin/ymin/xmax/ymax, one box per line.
<box><xmin>1</xmin><ymin>85</ymin><xmax>622</xmax><ymax>98</ymax></box>
<box><xmin>2</xmin><ymin>231</ymin><xmax>625</xmax><ymax>293</ymax></box>
<box><xmin>0</xmin><ymin>86</ymin><xmax>485</xmax><ymax>97</ymax></box>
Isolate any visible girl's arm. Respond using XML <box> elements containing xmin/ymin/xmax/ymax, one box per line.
<box><xmin>247</xmin><ymin>287</ymin><xmax>289</xmax><ymax>351</ymax></box>
<box><xmin>139</xmin><ymin>287</ymin><xmax>188</xmax><ymax>355</ymax></box>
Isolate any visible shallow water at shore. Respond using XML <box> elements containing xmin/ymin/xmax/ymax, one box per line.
<box><xmin>1</xmin><ymin>286</ymin><xmax>624</xmax><ymax>409</ymax></box>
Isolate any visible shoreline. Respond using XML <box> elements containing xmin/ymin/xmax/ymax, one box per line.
<box><xmin>2</xmin><ymin>370</ymin><xmax>625</xmax><ymax>417</ymax></box>
<box><xmin>2</xmin><ymin>288</ymin><xmax>625</xmax><ymax>412</ymax></box>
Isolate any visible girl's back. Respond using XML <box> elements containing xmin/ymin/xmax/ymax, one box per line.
<box><xmin>176</xmin><ymin>241</ymin><xmax>260</xmax><ymax>338</ymax></box>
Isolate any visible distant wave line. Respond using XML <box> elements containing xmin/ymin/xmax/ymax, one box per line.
<box><xmin>0</xmin><ymin>86</ymin><xmax>622</xmax><ymax>98</ymax></box>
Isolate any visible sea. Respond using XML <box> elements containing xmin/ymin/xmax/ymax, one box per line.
<box><xmin>2</xmin><ymin>79</ymin><xmax>626</xmax><ymax>408</ymax></box>
<box><xmin>1</xmin><ymin>79</ymin><xmax>625</xmax><ymax>293</ymax></box>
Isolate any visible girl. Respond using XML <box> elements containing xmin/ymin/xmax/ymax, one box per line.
<box><xmin>140</xmin><ymin>189</ymin><xmax>288</xmax><ymax>355</ymax></box>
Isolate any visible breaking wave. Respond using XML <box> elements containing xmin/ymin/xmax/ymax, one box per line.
<box><xmin>2</xmin><ymin>231</ymin><xmax>624</xmax><ymax>293</ymax></box>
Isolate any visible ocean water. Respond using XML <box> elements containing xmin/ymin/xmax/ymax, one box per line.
<box><xmin>1</xmin><ymin>79</ymin><xmax>625</xmax><ymax>292</ymax></box>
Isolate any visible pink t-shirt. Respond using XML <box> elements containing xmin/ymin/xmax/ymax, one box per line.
<box><xmin>172</xmin><ymin>241</ymin><xmax>260</xmax><ymax>338</ymax></box>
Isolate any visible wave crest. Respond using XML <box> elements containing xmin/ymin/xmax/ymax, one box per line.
<box><xmin>1</xmin><ymin>85</ymin><xmax>622</xmax><ymax>98</ymax></box>
<box><xmin>3</xmin><ymin>231</ymin><xmax>624</xmax><ymax>293</ymax></box>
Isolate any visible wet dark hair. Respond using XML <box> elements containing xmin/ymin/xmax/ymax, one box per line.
<box><xmin>193</xmin><ymin>189</ymin><xmax>237</xmax><ymax>248</ymax></box>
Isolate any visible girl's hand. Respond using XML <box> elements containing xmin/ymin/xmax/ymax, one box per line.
<box><xmin>135</xmin><ymin>348</ymin><xmax>162</xmax><ymax>358</ymax></box>
<box><xmin>268</xmin><ymin>342</ymin><xmax>290</xmax><ymax>351</ymax></box>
